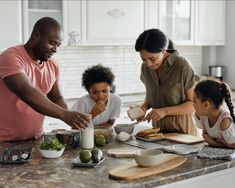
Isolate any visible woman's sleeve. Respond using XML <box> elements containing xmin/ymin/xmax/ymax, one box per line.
<box><xmin>182</xmin><ymin>60</ymin><xmax>197</xmax><ymax>91</ymax></box>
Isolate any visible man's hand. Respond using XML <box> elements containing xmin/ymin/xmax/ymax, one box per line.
<box><xmin>61</xmin><ymin>111</ymin><xmax>89</xmax><ymax>129</ymax></box>
<box><xmin>90</xmin><ymin>100</ymin><xmax>106</xmax><ymax>118</ymax></box>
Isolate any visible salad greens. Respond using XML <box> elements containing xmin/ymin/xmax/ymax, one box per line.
<box><xmin>40</xmin><ymin>138</ymin><xmax>64</xmax><ymax>151</ymax></box>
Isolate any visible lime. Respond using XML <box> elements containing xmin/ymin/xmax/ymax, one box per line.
<box><xmin>91</xmin><ymin>148</ymin><xmax>103</xmax><ymax>163</ymax></box>
<box><xmin>79</xmin><ymin>149</ymin><xmax>92</xmax><ymax>163</ymax></box>
<box><xmin>94</xmin><ymin>134</ymin><xmax>106</xmax><ymax>147</ymax></box>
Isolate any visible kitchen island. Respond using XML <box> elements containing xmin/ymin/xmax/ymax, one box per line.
<box><xmin>1</xmin><ymin>137</ymin><xmax>235</xmax><ymax>188</ymax></box>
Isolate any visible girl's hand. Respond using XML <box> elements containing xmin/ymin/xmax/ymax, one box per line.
<box><xmin>145</xmin><ymin>108</ymin><xmax>169</xmax><ymax>122</ymax></box>
<box><xmin>202</xmin><ymin>133</ymin><xmax>224</xmax><ymax>147</ymax></box>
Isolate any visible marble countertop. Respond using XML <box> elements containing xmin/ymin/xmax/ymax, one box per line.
<box><xmin>1</xmin><ymin>136</ymin><xmax>235</xmax><ymax>188</ymax></box>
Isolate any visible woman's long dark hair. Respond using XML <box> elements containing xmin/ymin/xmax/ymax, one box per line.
<box><xmin>194</xmin><ymin>78</ymin><xmax>235</xmax><ymax>123</ymax></box>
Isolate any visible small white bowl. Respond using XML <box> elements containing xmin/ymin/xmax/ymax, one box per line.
<box><xmin>114</xmin><ymin>124</ymin><xmax>134</xmax><ymax>134</ymax></box>
<box><xmin>134</xmin><ymin>149</ymin><xmax>163</xmax><ymax>167</ymax></box>
<box><xmin>39</xmin><ymin>148</ymin><xmax>65</xmax><ymax>159</ymax></box>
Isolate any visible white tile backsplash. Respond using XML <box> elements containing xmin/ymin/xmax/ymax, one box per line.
<box><xmin>53</xmin><ymin>45</ymin><xmax>202</xmax><ymax>99</ymax></box>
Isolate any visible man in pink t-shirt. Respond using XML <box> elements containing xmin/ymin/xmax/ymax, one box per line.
<box><xmin>0</xmin><ymin>17</ymin><xmax>88</xmax><ymax>142</ymax></box>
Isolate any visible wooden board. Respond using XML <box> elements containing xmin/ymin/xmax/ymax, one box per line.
<box><xmin>109</xmin><ymin>154</ymin><xmax>187</xmax><ymax>180</ymax></box>
<box><xmin>164</xmin><ymin>133</ymin><xmax>204</xmax><ymax>144</ymax></box>
<box><xmin>107</xmin><ymin>148</ymin><xmax>141</xmax><ymax>158</ymax></box>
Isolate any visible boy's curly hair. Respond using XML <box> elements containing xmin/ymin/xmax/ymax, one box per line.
<box><xmin>82</xmin><ymin>64</ymin><xmax>114</xmax><ymax>91</ymax></box>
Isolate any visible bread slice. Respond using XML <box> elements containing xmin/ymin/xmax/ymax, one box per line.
<box><xmin>127</xmin><ymin>106</ymin><xmax>145</xmax><ymax>121</ymax></box>
<box><xmin>145</xmin><ymin>133</ymin><xmax>164</xmax><ymax>139</ymax></box>
<box><xmin>136</xmin><ymin>128</ymin><xmax>160</xmax><ymax>138</ymax></box>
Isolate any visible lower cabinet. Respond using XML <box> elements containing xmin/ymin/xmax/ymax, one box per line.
<box><xmin>158</xmin><ymin>167</ymin><xmax>235</xmax><ymax>188</ymax></box>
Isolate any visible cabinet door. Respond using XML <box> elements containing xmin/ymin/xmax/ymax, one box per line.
<box><xmin>81</xmin><ymin>0</ymin><xmax>145</xmax><ymax>45</ymax></box>
<box><xmin>158</xmin><ymin>0</ymin><xmax>194</xmax><ymax>45</ymax></box>
<box><xmin>0</xmin><ymin>0</ymin><xmax>22</xmax><ymax>50</ymax></box>
<box><xmin>195</xmin><ymin>0</ymin><xmax>225</xmax><ymax>45</ymax></box>
<box><xmin>22</xmin><ymin>0</ymin><xmax>68</xmax><ymax>45</ymax></box>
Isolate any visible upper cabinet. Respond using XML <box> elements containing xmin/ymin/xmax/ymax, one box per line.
<box><xmin>195</xmin><ymin>0</ymin><xmax>225</xmax><ymax>45</ymax></box>
<box><xmin>22</xmin><ymin>0</ymin><xmax>69</xmax><ymax>45</ymax></box>
<box><xmin>0</xmin><ymin>0</ymin><xmax>226</xmax><ymax>49</ymax></box>
<box><xmin>158</xmin><ymin>0</ymin><xmax>194</xmax><ymax>45</ymax></box>
<box><xmin>81</xmin><ymin>0</ymin><xmax>145</xmax><ymax>45</ymax></box>
<box><xmin>0</xmin><ymin>0</ymin><xmax>22</xmax><ymax>50</ymax></box>
<box><xmin>158</xmin><ymin>0</ymin><xmax>225</xmax><ymax>46</ymax></box>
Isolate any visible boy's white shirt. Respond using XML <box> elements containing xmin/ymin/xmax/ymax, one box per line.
<box><xmin>71</xmin><ymin>94</ymin><xmax>122</xmax><ymax>126</ymax></box>
<box><xmin>193</xmin><ymin>110</ymin><xmax>235</xmax><ymax>144</ymax></box>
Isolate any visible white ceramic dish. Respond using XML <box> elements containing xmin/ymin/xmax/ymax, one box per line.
<box><xmin>114</xmin><ymin>124</ymin><xmax>134</xmax><ymax>134</ymax></box>
<box><xmin>134</xmin><ymin>149</ymin><xmax>163</xmax><ymax>167</ymax></box>
<box><xmin>39</xmin><ymin>148</ymin><xmax>65</xmax><ymax>159</ymax></box>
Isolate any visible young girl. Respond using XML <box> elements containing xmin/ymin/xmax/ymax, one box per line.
<box><xmin>72</xmin><ymin>65</ymin><xmax>121</xmax><ymax>129</ymax></box>
<box><xmin>193</xmin><ymin>78</ymin><xmax>235</xmax><ymax>148</ymax></box>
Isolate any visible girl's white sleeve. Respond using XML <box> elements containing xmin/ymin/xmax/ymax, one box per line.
<box><xmin>192</xmin><ymin>112</ymin><xmax>203</xmax><ymax>129</ymax></box>
<box><xmin>222</xmin><ymin>123</ymin><xmax>235</xmax><ymax>144</ymax></box>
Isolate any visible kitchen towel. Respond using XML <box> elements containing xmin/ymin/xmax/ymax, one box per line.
<box><xmin>197</xmin><ymin>146</ymin><xmax>235</xmax><ymax>160</ymax></box>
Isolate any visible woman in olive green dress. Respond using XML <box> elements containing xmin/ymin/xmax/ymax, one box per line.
<box><xmin>134</xmin><ymin>29</ymin><xmax>198</xmax><ymax>135</ymax></box>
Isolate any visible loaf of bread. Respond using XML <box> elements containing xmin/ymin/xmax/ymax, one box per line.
<box><xmin>127</xmin><ymin>106</ymin><xmax>145</xmax><ymax>121</ymax></box>
<box><xmin>136</xmin><ymin>128</ymin><xmax>160</xmax><ymax>138</ymax></box>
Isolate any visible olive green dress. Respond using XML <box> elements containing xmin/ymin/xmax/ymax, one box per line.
<box><xmin>140</xmin><ymin>51</ymin><xmax>197</xmax><ymax>135</ymax></box>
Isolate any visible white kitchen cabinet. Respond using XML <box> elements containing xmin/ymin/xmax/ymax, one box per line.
<box><xmin>195</xmin><ymin>0</ymin><xmax>225</xmax><ymax>45</ymax></box>
<box><xmin>158</xmin><ymin>0</ymin><xmax>194</xmax><ymax>45</ymax></box>
<box><xmin>158</xmin><ymin>167</ymin><xmax>235</xmax><ymax>188</ymax></box>
<box><xmin>157</xmin><ymin>0</ymin><xmax>225</xmax><ymax>46</ymax></box>
<box><xmin>81</xmin><ymin>0</ymin><xmax>145</xmax><ymax>45</ymax></box>
<box><xmin>0</xmin><ymin>0</ymin><xmax>22</xmax><ymax>50</ymax></box>
<box><xmin>22</xmin><ymin>0</ymin><xmax>72</xmax><ymax>46</ymax></box>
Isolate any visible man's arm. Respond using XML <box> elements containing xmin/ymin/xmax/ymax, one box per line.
<box><xmin>47</xmin><ymin>83</ymin><xmax>68</xmax><ymax>110</ymax></box>
<box><xmin>3</xmin><ymin>73</ymin><xmax>88</xmax><ymax>128</ymax></box>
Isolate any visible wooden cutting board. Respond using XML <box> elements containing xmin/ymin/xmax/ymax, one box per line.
<box><xmin>164</xmin><ymin>133</ymin><xmax>204</xmax><ymax>144</ymax></box>
<box><xmin>109</xmin><ymin>154</ymin><xmax>187</xmax><ymax>180</ymax></box>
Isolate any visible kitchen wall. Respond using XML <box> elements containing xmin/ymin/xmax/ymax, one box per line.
<box><xmin>54</xmin><ymin>45</ymin><xmax>202</xmax><ymax>100</ymax></box>
<box><xmin>202</xmin><ymin>1</ymin><xmax>235</xmax><ymax>89</ymax></box>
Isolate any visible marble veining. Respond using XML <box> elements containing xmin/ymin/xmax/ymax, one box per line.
<box><xmin>1</xmin><ymin>138</ymin><xmax>235</xmax><ymax>188</ymax></box>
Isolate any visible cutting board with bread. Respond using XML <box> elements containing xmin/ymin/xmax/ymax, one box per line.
<box><xmin>135</xmin><ymin>128</ymin><xmax>204</xmax><ymax>144</ymax></box>
<box><xmin>109</xmin><ymin>154</ymin><xmax>187</xmax><ymax>180</ymax></box>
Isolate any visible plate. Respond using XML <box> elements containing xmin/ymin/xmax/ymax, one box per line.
<box><xmin>0</xmin><ymin>147</ymin><xmax>32</xmax><ymax>164</ymax></box>
<box><xmin>135</xmin><ymin>135</ymin><xmax>164</xmax><ymax>142</ymax></box>
<box><xmin>71</xmin><ymin>157</ymin><xmax>105</xmax><ymax>168</ymax></box>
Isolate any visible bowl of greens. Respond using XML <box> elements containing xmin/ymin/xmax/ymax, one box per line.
<box><xmin>39</xmin><ymin>138</ymin><xmax>65</xmax><ymax>159</ymax></box>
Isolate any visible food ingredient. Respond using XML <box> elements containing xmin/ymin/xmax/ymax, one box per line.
<box><xmin>116</xmin><ymin>131</ymin><xmax>131</xmax><ymax>142</ymax></box>
<box><xmin>39</xmin><ymin>138</ymin><xmax>64</xmax><ymax>151</ymax></box>
<box><xmin>91</xmin><ymin>148</ymin><xmax>103</xmax><ymax>163</ymax></box>
<box><xmin>79</xmin><ymin>149</ymin><xmax>92</xmax><ymax>163</ymax></box>
<box><xmin>94</xmin><ymin>134</ymin><xmax>106</xmax><ymax>147</ymax></box>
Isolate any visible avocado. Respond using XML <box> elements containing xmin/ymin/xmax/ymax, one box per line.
<box><xmin>94</xmin><ymin>134</ymin><xmax>106</xmax><ymax>147</ymax></box>
<box><xmin>79</xmin><ymin>149</ymin><xmax>92</xmax><ymax>163</ymax></box>
<box><xmin>91</xmin><ymin>148</ymin><xmax>103</xmax><ymax>163</ymax></box>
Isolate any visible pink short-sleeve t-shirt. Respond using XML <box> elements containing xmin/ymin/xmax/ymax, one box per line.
<box><xmin>0</xmin><ymin>45</ymin><xmax>60</xmax><ymax>142</ymax></box>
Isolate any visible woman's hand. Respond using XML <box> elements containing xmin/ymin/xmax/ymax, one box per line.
<box><xmin>145</xmin><ymin>108</ymin><xmax>169</xmax><ymax>122</ymax></box>
<box><xmin>90</xmin><ymin>100</ymin><xmax>106</xmax><ymax>118</ymax></box>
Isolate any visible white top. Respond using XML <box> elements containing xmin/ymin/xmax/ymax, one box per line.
<box><xmin>71</xmin><ymin>94</ymin><xmax>122</xmax><ymax>126</ymax></box>
<box><xmin>194</xmin><ymin>109</ymin><xmax>235</xmax><ymax>144</ymax></box>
